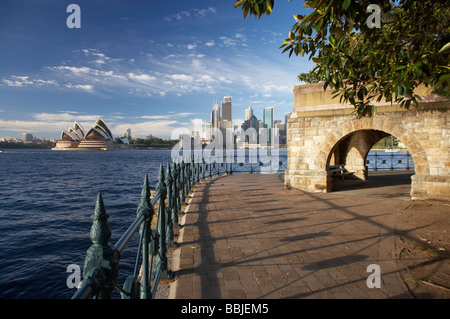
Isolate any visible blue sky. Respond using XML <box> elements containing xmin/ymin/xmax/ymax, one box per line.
<box><xmin>0</xmin><ymin>0</ymin><xmax>313</xmax><ymax>139</ymax></box>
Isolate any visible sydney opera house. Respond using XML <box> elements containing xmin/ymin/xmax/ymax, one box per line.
<box><xmin>52</xmin><ymin>118</ymin><xmax>119</xmax><ymax>150</ymax></box>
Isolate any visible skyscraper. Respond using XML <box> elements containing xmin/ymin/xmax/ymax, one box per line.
<box><xmin>263</xmin><ymin>107</ymin><xmax>274</xmax><ymax>145</ymax></box>
<box><xmin>245</xmin><ymin>105</ymin><xmax>253</xmax><ymax>121</ymax></box>
<box><xmin>221</xmin><ymin>96</ymin><xmax>232</xmax><ymax>122</ymax></box>
<box><xmin>211</xmin><ymin>102</ymin><xmax>220</xmax><ymax>129</ymax></box>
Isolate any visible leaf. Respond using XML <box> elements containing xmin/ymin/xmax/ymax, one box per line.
<box><xmin>438</xmin><ymin>42</ymin><xmax>450</xmax><ymax>54</ymax></box>
<box><xmin>266</xmin><ymin>0</ymin><xmax>273</xmax><ymax>13</ymax></box>
<box><xmin>329</xmin><ymin>35</ymin><xmax>336</xmax><ymax>46</ymax></box>
<box><xmin>342</xmin><ymin>0</ymin><xmax>351</xmax><ymax>10</ymax></box>
<box><xmin>394</xmin><ymin>65</ymin><xmax>406</xmax><ymax>71</ymax></box>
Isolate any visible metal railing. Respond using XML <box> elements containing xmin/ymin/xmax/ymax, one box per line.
<box><xmin>71</xmin><ymin>151</ymin><xmax>287</xmax><ymax>299</ymax></box>
<box><xmin>72</xmin><ymin>161</ymin><xmax>190</xmax><ymax>299</ymax></box>
<box><xmin>366</xmin><ymin>151</ymin><xmax>414</xmax><ymax>171</ymax></box>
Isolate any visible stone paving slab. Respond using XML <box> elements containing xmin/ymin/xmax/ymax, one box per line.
<box><xmin>171</xmin><ymin>174</ymin><xmax>412</xmax><ymax>299</ymax></box>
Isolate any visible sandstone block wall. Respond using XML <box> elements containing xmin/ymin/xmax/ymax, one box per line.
<box><xmin>285</xmin><ymin>83</ymin><xmax>450</xmax><ymax>201</ymax></box>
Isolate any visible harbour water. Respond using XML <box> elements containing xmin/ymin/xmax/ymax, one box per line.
<box><xmin>0</xmin><ymin>148</ymin><xmax>411</xmax><ymax>299</ymax></box>
<box><xmin>0</xmin><ymin>149</ymin><xmax>173</xmax><ymax>299</ymax></box>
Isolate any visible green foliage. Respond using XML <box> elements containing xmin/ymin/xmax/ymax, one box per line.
<box><xmin>129</xmin><ymin>137</ymin><xmax>178</xmax><ymax>149</ymax></box>
<box><xmin>0</xmin><ymin>141</ymin><xmax>56</xmax><ymax>149</ymax></box>
<box><xmin>235</xmin><ymin>0</ymin><xmax>450</xmax><ymax>118</ymax></box>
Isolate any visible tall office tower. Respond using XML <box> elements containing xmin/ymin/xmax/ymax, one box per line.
<box><xmin>125</xmin><ymin>128</ymin><xmax>132</xmax><ymax>139</ymax></box>
<box><xmin>211</xmin><ymin>102</ymin><xmax>220</xmax><ymax>129</ymax></box>
<box><xmin>263</xmin><ymin>107</ymin><xmax>274</xmax><ymax>145</ymax></box>
<box><xmin>245</xmin><ymin>105</ymin><xmax>253</xmax><ymax>121</ymax></box>
<box><xmin>221</xmin><ymin>96</ymin><xmax>232</xmax><ymax>122</ymax></box>
<box><xmin>205</xmin><ymin>122</ymin><xmax>213</xmax><ymax>142</ymax></box>
<box><xmin>285</xmin><ymin>112</ymin><xmax>291</xmax><ymax>125</ymax></box>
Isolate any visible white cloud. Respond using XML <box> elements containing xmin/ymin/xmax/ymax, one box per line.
<box><xmin>164</xmin><ymin>7</ymin><xmax>216</xmax><ymax>22</ymax></box>
<box><xmin>128</xmin><ymin>73</ymin><xmax>157</xmax><ymax>83</ymax></box>
<box><xmin>65</xmin><ymin>84</ymin><xmax>94</xmax><ymax>92</ymax></box>
<box><xmin>169</xmin><ymin>74</ymin><xmax>194</xmax><ymax>82</ymax></box>
<box><xmin>1</xmin><ymin>75</ymin><xmax>58</xmax><ymax>87</ymax></box>
<box><xmin>164</xmin><ymin>11</ymin><xmax>190</xmax><ymax>22</ymax></box>
<box><xmin>196</xmin><ymin>7</ymin><xmax>216</xmax><ymax>17</ymax></box>
<box><xmin>33</xmin><ymin>112</ymin><xmax>99</xmax><ymax>122</ymax></box>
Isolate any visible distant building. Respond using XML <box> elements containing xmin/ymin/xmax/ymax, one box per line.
<box><xmin>21</xmin><ymin>133</ymin><xmax>34</xmax><ymax>143</ymax></box>
<box><xmin>211</xmin><ymin>102</ymin><xmax>220</xmax><ymax>129</ymax></box>
<box><xmin>204</xmin><ymin>122</ymin><xmax>212</xmax><ymax>142</ymax></box>
<box><xmin>263</xmin><ymin>107</ymin><xmax>274</xmax><ymax>145</ymax></box>
<box><xmin>221</xmin><ymin>96</ymin><xmax>232</xmax><ymax>122</ymax></box>
<box><xmin>245</xmin><ymin>106</ymin><xmax>253</xmax><ymax>121</ymax></box>
<box><xmin>53</xmin><ymin>118</ymin><xmax>119</xmax><ymax>150</ymax></box>
<box><xmin>125</xmin><ymin>128</ymin><xmax>132</xmax><ymax>139</ymax></box>
<box><xmin>241</xmin><ymin>114</ymin><xmax>260</xmax><ymax>144</ymax></box>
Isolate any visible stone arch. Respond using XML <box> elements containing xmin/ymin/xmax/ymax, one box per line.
<box><xmin>316</xmin><ymin>116</ymin><xmax>430</xmax><ymax>192</ymax></box>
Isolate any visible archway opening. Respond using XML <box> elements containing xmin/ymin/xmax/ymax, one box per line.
<box><xmin>326</xmin><ymin>130</ymin><xmax>416</xmax><ymax>199</ymax></box>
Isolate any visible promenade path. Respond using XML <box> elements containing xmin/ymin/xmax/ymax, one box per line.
<box><xmin>170</xmin><ymin>173</ymin><xmax>414</xmax><ymax>299</ymax></box>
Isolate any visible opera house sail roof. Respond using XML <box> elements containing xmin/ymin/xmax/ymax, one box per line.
<box><xmin>53</xmin><ymin>118</ymin><xmax>117</xmax><ymax>150</ymax></box>
<box><xmin>84</xmin><ymin>118</ymin><xmax>114</xmax><ymax>141</ymax></box>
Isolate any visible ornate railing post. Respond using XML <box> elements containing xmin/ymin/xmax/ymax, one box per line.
<box><xmin>202</xmin><ymin>157</ymin><xmax>206</xmax><ymax>180</ymax></box>
<box><xmin>121</xmin><ymin>174</ymin><xmax>153</xmax><ymax>299</ymax></box>
<box><xmin>406</xmin><ymin>151</ymin><xmax>410</xmax><ymax>170</ymax></box>
<box><xmin>180</xmin><ymin>160</ymin><xmax>186</xmax><ymax>205</ymax></box>
<box><xmin>196</xmin><ymin>155</ymin><xmax>200</xmax><ymax>183</ymax></box>
<box><xmin>165</xmin><ymin>163</ymin><xmax>177</xmax><ymax>248</ymax></box>
<box><xmin>79</xmin><ymin>193</ymin><xmax>118</xmax><ymax>299</ymax></box>
<box><xmin>171</xmin><ymin>162</ymin><xmax>182</xmax><ymax>229</ymax></box>
<box><xmin>175</xmin><ymin>162</ymin><xmax>184</xmax><ymax>215</ymax></box>
<box><xmin>209</xmin><ymin>155</ymin><xmax>212</xmax><ymax>179</ymax></box>
<box><xmin>154</xmin><ymin>164</ymin><xmax>173</xmax><ymax>281</ymax></box>
<box><xmin>138</xmin><ymin>174</ymin><xmax>153</xmax><ymax>299</ymax></box>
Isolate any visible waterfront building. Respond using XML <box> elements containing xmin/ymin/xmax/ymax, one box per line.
<box><xmin>263</xmin><ymin>107</ymin><xmax>274</xmax><ymax>145</ymax></box>
<box><xmin>245</xmin><ymin>105</ymin><xmax>253</xmax><ymax>121</ymax></box>
<box><xmin>221</xmin><ymin>96</ymin><xmax>232</xmax><ymax>122</ymax></box>
<box><xmin>21</xmin><ymin>133</ymin><xmax>34</xmax><ymax>143</ymax></box>
<box><xmin>211</xmin><ymin>102</ymin><xmax>220</xmax><ymax>129</ymax></box>
<box><xmin>53</xmin><ymin>118</ymin><xmax>118</xmax><ymax>150</ymax></box>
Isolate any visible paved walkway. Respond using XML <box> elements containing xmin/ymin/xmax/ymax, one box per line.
<box><xmin>171</xmin><ymin>173</ymin><xmax>413</xmax><ymax>299</ymax></box>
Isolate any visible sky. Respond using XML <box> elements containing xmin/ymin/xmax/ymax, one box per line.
<box><xmin>0</xmin><ymin>0</ymin><xmax>314</xmax><ymax>139</ymax></box>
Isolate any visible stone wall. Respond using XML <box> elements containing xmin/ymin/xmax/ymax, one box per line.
<box><xmin>285</xmin><ymin>83</ymin><xmax>450</xmax><ymax>201</ymax></box>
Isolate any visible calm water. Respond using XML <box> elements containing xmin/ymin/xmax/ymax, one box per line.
<box><xmin>0</xmin><ymin>149</ymin><xmax>173</xmax><ymax>299</ymax></box>
<box><xmin>0</xmin><ymin>148</ymin><xmax>288</xmax><ymax>299</ymax></box>
<box><xmin>0</xmin><ymin>148</ymin><xmax>409</xmax><ymax>299</ymax></box>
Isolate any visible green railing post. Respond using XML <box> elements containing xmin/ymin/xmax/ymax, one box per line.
<box><xmin>390</xmin><ymin>151</ymin><xmax>394</xmax><ymax>170</ymax></box>
<box><xmin>154</xmin><ymin>164</ymin><xmax>173</xmax><ymax>281</ymax></box>
<box><xmin>196</xmin><ymin>155</ymin><xmax>200</xmax><ymax>183</ymax></box>
<box><xmin>406</xmin><ymin>151</ymin><xmax>410</xmax><ymax>170</ymax></box>
<box><xmin>201</xmin><ymin>157</ymin><xmax>206</xmax><ymax>180</ymax></box>
<box><xmin>374</xmin><ymin>151</ymin><xmax>378</xmax><ymax>171</ymax></box>
<box><xmin>209</xmin><ymin>155</ymin><xmax>212</xmax><ymax>179</ymax></box>
<box><xmin>122</xmin><ymin>174</ymin><xmax>153</xmax><ymax>299</ymax></box>
<box><xmin>171</xmin><ymin>162</ymin><xmax>182</xmax><ymax>229</ymax></box>
<box><xmin>165</xmin><ymin>163</ymin><xmax>177</xmax><ymax>248</ymax></box>
<box><xmin>79</xmin><ymin>193</ymin><xmax>118</xmax><ymax>299</ymax></box>
<box><xmin>180</xmin><ymin>160</ymin><xmax>186</xmax><ymax>204</ymax></box>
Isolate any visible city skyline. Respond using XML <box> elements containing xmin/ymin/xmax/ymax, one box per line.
<box><xmin>0</xmin><ymin>1</ymin><xmax>313</xmax><ymax>139</ymax></box>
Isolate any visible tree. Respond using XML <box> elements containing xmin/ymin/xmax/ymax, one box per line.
<box><xmin>234</xmin><ymin>0</ymin><xmax>450</xmax><ymax>118</ymax></box>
